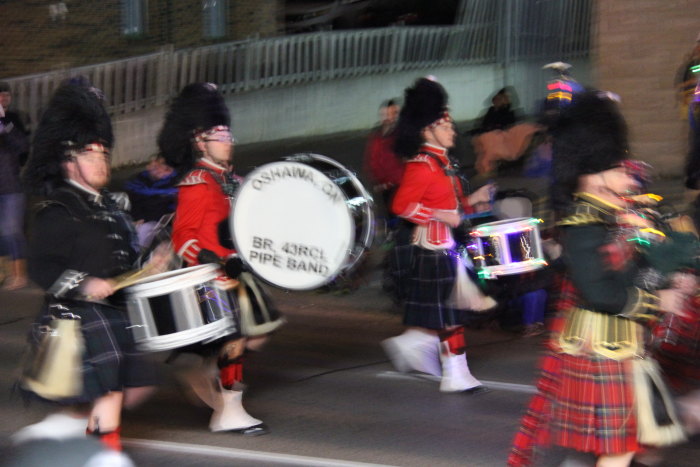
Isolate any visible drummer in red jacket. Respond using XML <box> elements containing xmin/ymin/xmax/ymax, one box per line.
<box><xmin>159</xmin><ymin>82</ymin><xmax>267</xmax><ymax>436</ymax></box>
<box><xmin>384</xmin><ymin>77</ymin><xmax>495</xmax><ymax>393</ymax></box>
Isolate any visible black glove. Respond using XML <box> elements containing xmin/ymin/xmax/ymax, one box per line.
<box><xmin>197</xmin><ymin>249</ymin><xmax>221</xmax><ymax>265</ymax></box>
<box><xmin>223</xmin><ymin>256</ymin><xmax>244</xmax><ymax>279</ymax></box>
<box><xmin>197</xmin><ymin>248</ymin><xmax>244</xmax><ymax>279</ymax></box>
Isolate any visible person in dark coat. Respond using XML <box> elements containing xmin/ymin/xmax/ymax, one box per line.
<box><xmin>0</xmin><ymin>81</ymin><xmax>30</xmax><ymax>289</ymax></box>
<box><xmin>124</xmin><ymin>154</ymin><xmax>178</xmax><ymax>248</ymax></box>
<box><xmin>19</xmin><ymin>79</ymin><xmax>167</xmax><ymax>451</ymax></box>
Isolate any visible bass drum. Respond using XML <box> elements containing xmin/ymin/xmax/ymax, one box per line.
<box><xmin>231</xmin><ymin>153</ymin><xmax>374</xmax><ymax>290</ymax></box>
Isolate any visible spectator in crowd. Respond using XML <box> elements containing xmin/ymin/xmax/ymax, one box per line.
<box><xmin>675</xmin><ymin>32</ymin><xmax>700</xmax><ymax>121</ymax></box>
<box><xmin>124</xmin><ymin>154</ymin><xmax>178</xmax><ymax>248</ymax></box>
<box><xmin>363</xmin><ymin>98</ymin><xmax>404</xmax><ymax>237</ymax></box>
<box><xmin>471</xmin><ymin>87</ymin><xmax>541</xmax><ymax>176</ymax></box>
<box><xmin>478</xmin><ymin>87</ymin><xmax>517</xmax><ymax>133</ymax></box>
<box><xmin>0</xmin><ymin>81</ymin><xmax>30</xmax><ymax>290</ymax></box>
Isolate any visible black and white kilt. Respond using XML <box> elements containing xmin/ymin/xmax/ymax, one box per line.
<box><xmin>403</xmin><ymin>246</ymin><xmax>470</xmax><ymax>330</ymax></box>
<box><xmin>26</xmin><ymin>299</ymin><xmax>157</xmax><ymax>404</ymax></box>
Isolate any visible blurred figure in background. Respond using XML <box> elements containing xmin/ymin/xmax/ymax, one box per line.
<box><xmin>124</xmin><ymin>154</ymin><xmax>178</xmax><ymax>248</ymax></box>
<box><xmin>471</xmin><ymin>87</ymin><xmax>541</xmax><ymax>176</ymax></box>
<box><xmin>675</xmin><ymin>32</ymin><xmax>700</xmax><ymax>121</ymax></box>
<box><xmin>478</xmin><ymin>87</ymin><xmax>517</xmax><ymax>133</ymax></box>
<box><xmin>0</xmin><ymin>81</ymin><xmax>30</xmax><ymax>290</ymax></box>
<box><xmin>364</xmin><ymin>98</ymin><xmax>403</xmax><ymax>239</ymax></box>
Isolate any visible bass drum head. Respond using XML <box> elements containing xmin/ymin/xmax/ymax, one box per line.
<box><xmin>231</xmin><ymin>154</ymin><xmax>372</xmax><ymax>290</ymax></box>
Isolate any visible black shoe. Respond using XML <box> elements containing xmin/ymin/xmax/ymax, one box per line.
<box><xmin>463</xmin><ymin>386</ymin><xmax>489</xmax><ymax>395</ymax></box>
<box><xmin>227</xmin><ymin>424</ymin><xmax>269</xmax><ymax>436</ymax></box>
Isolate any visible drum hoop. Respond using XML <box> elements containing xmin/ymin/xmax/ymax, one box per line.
<box><xmin>135</xmin><ymin>317</ymin><xmax>236</xmax><ymax>352</ymax></box>
<box><xmin>230</xmin><ymin>153</ymin><xmax>374</xmax><ymax>290</ymax></box>
<box><xmin>474</xmin><ymin>217</ymin><xmax>535</xmax><ymax>230</ymax></box>
<box><xmin>127</xmin><ymin>264</ymin><xmax>220</xmax><ymax>296</ymax></box>
<box><xmin>288</xmin><ymin>153</ymin><xmax>375</xmax><ymax>252</ymax></box>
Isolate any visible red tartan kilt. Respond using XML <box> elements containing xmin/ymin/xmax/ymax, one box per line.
<box><xmin>652</xmin><ymin>312</ymin><xmax>700</xmax><ymax>393</ymax></box>
<box><xmin>551</xmin><ymin>353</ymin><xmax>639</xmax><ymax>455</ymax></box>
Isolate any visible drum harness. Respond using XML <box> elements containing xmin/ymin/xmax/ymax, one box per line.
<box><xmin>418</xmin><ymin>151</ymin><xmax>476</xmax><ymax>265</ymax></box>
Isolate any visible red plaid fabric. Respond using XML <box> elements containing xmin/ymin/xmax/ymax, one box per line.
<box><xmin>551</xmin><ymin>353</ymin><xmax>638</xmax><ymax>455</ymax></box>
<box><xmin>509</xmin><ymin>341</ymin><xmax>639</xmax><ymax>465</ymax></box>
<box><xmin>508</xmin><ymin>353</ymin><xmax>561</xmax><ymax>466</ymax></box>
<box><xmin>652</xmin><ymin>296</ymin><xmax>700</xmax><ymax>394</ymax></box>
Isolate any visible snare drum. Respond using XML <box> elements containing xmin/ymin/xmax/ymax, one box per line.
<box><xmin>230</xmin><ymin>153</ymin><xmax>374</xmax><ymax>290</ymax></box>
<box><xmin>125</xmin><ymin>264</ymin><xmax>238</xmax><ymax>352</ymax></box>
<box><xmin>469</xmin><ymin>217</ymin><xmax>547</xmax><ymax>279</ymax></box>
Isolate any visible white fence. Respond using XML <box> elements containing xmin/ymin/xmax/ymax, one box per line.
<box><xmin>5</xmin><ymin>0</ymin><xmax>591</xmax><ymax>130</ymax></box>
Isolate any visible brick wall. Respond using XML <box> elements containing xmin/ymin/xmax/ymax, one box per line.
<box><xmin>594</xmin><ymin>0</ymin><xmax>700</xmax><ymax>176</ymax></box>
<box><xmin>1</xmin><ymin>0</ymin><xmax>283</xmax><ymax>78</ymax></box>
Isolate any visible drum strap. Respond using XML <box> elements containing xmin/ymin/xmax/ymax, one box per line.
<box><xmin>196</xmin><ymin>166</ymin><xmax>240</xmax><ymax>198</ymax></box>
<box><xmin>419</xmin><ymin>152</ymin><xmax>469</xmax><ymax>211</ymax></box>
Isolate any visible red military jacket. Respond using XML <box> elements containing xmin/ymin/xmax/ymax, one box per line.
<box><xmin>391</xmin><ymin>143</ymin><xmax>473</xmax><ymax>247</ymax></box>
<box><xmin>172</xmin><ymin>158</ymin><xmax>234</xmax><ymax>266</ymax></box>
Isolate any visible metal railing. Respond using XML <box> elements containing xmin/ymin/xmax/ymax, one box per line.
<box><xmin>5</xmin><ymin>0</ymin><xmax>591</xmax><ymax>129</ymax></box>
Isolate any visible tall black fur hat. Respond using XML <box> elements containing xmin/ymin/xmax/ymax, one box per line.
<box><xmin>22</xmin><ymin>79</ymin><xmax>112</xmax><ymax>195</ymax></box>
<box><xmin>394</xmin><ymin>77</ymin><xmax>449</xmax><ymax>159</ymax></box>
<box><xmin>550</xmin><ymin>89</ymin><xmax>629</xmax><ymax>212</ymax></box>
<box><xmin>158</xmin><ymin>82</ymin><xmax>230</xmax><ymax>175</ymax></box>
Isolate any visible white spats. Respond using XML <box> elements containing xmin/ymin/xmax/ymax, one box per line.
<box><xmin>439</xmin><ymin>343</ymin><xmax>482</xmax><ymax>393</ymax></box>
<box><xmin>381</xmin><ymin>328</ymin><xmax>442</xmax><ymax>377</ymax></box>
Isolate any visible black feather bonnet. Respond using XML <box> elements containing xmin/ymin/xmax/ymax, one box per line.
<box><xmin>550</xmin><ymin>89</ymin><xmax>629</xmax><ymax>211</ymax></box>
<box><xmin>23</xmin><ymin>79</ymin><xmax>112</xmax><ymax>195</ymax></box>
<box><xmin>158</xmin><ymin>82</ymin><xmax>230</xmax><ymax>175</ymax></box>
<box><xmin>394</xmin><ymin>77</ymin><xmax>449</xmax><ymax>159</ymax></box>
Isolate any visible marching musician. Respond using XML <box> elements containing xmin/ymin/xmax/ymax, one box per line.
<box><xmin>20</xmin><ymin>79</ymin><xmax>162</xmax><ymax>451</ymax></box>
<box><xmin>383</xmin><ymin>77</ymin><xmax>495</xmax><ymax>393</ymax></box>
<box><xmin>159</xmin><ymin>82</ymin><xmax>268</xmax><ymax>436</ymax></box>
<box><xmin>508</xmin><ymin>90</ymin><xmax>687</xmax><ymax>467</ymax></box>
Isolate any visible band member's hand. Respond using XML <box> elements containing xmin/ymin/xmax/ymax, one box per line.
<box><xmin>197</xmin><ymin>249</ymin><xmax>244</xmax><ymax>279</ymax></box>
<box><xmin>433</xmin><ymin>211</ymin><xmax>462</xmax><ymax>228</ymax></box>
<box><xmin>670</xmin><ymin>272</ymin><xmax>698</xmax><ymax>297</ymax></box>
<box><xmin>468</xmin><ymin>183</ymin><xmax>495</xmax><ymax>206</ymax></box>
<box><xmin>658</xmin><ymin>288</ymin><xmax>689</xmax><ymax>317</ymax></box>
<box><xmin>147</xmin><ymin>242</ymin><xmax>173</xmax><ymax>274</ymax></box>
<box><xmin>82</xmin><ymin>277</ymin><xmax>116</xmax><ymax>300</ymax></box>
<box><xmin>197</xmin><ymin>248</ymin><xmax>221</xmax><ymax>265</ymax></box>
<box><xmin>618</xmin><ymin>212</ymin><xmax>653</xmax><ymax>228</ymax></box>
<box><xmin>223</xmin><ymin>255</ymin><xmax>244</xmax><ymax>279</ymax></box>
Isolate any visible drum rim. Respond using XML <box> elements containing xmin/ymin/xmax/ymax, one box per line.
<box><xmin>472</xmin><ymin>217</ymin><xmax>535</xmax><ymax>229</ymax></box>
<box><xmin>126</xmin><ymin>264</ymin><xmax>220</xmax><ymax>296</ymax></box>
<box><xmin>229</xmin><ymin>153</ymin><xmax>374</xmax><ymax>291</ymax></box>
<box><xmin>134</xmin><ymin>316</ymin><xmax>236</xmax><ymax>352</ymax></box>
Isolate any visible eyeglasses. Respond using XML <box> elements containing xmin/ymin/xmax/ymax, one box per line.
<box><xmin>74</xmin><ymin>152</ymin><xmax>111</xmax><ymax>164</ymax></box>
<box><xmin>204</xmin><ymin>135</ymin><xmax>236</xmax><ymax>144</ymax></box>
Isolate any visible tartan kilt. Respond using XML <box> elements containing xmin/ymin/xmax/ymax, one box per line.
<box><xmin>402</xmin><ymin>247</ymin><xmax>471</xmax><ymax>330</ymax></box>
<box><xmin>550</xmin><ymin>353</ymin><xmax>639</xmax><ymax>455</ymax></box>
<box><xmin>25</xmin><ymin>299</ymin><xmax>157</xmax><ymax>404</ymax></box>
<box><xmin>509</xmin><ymin>351</ymin><xmax>639</xmax><ymax>466</ymax></box>
<box><xmin>651</xmin><ymin>311</ymin><xmax>700</xmax><ymax>394</ymax></box>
